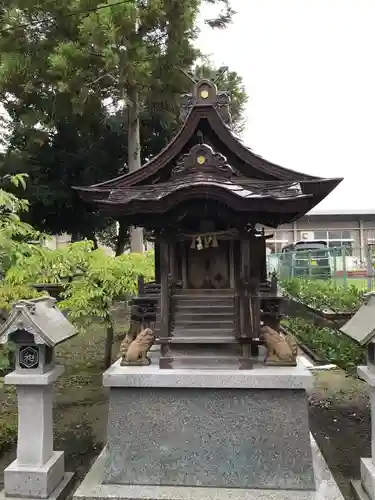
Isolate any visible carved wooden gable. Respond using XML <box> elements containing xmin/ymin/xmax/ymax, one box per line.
<box><xmin>172</xmin><ymin>143</ymin><xmax>237</xmax><ymax>179</ymax></box>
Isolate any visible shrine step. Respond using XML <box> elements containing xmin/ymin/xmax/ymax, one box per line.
<box><xmin>175</xmin><ymin>304</ymin><xmax>234</xmax><ymax>314</ymax></box>
<box><xmin>174</xmin><ymin>298</ymin><xmax>234</xmax><ymax>307</ymax></box>
<box><xmin>163</xmin><ymin>335</ymin><xmax>238</xmax><ymax>344</ymax></box>
<box><xmin>174</xmin><ymin>319</ymin><xmax>234</xmax><ymax>329</ymax></box>
<box><xmin>171</xmin><ymin>327</ymin><xmax>235</xmax><ymax>337</ymax></box>
<box><xmin>176</xmin><ymin>288</ymin><xmax>234</xmax><ymax>295</ymax></box>
<box><xmin>163</xmin><ymin>343</ymin><xmax>241</xmax><ymax>356</ymax></box>
<box><xmin>174</xmin><ymin>312</ymin><xmax>234</xmax><ymax>322</ymax></box>
<box><xmin>160</xmin><ymin>356</ymin><xmax>253</xmax><ymax>369</ymax></box>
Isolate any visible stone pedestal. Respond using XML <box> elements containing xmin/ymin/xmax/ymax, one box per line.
<box><xmin>352</xmin><ymin>366</ymin><xmax>375</xmax><ymax>500</ymax></box>
<box><xmin>73</xmin><ymin>354</ymin><xmax>345</xmax><ymax>500</ymax></box>
<box><xmin>2</xmin><ymin>366</ymin><xmax>73</xmax><ymax>500</ymax></box>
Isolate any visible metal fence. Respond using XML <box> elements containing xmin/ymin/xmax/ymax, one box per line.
<box><xmin>267</xmin><ymin>245</ymin><xmax>375</xmax><ymax>290</ymax></box>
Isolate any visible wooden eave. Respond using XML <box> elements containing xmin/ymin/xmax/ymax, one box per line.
<box><xmin>78</xmin><ymin>174</ymin><xmax>342</xmax><ymax>220</ymax></box>
<box><xmin>74</xmin><ymin>105</ymin><xmax>339</xmax><ymax>202</ymax></box>
<box><xmin>91</xmin><ymin>178</ymin><xmax>313</xmax><ymax>223</ymax></box>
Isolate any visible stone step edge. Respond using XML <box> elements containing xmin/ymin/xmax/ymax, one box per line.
<box><xmin>159</xmin><ymin>336</ymin><xmax>238</xmax><ymax>344</ymax></box>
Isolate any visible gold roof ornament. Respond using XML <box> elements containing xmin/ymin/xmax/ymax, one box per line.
<box><xmin>200</xmin><ymin>89</ymin><xmax>209</xmax><ymax>99</ymax></box>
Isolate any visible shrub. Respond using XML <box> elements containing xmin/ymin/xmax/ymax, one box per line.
<box><xmin>281</xmin><ymin>278</ymin><xmax>364</xmax><ymax>313</ymax></box>
<box><xmin>2</xmin><ymin>243</ymin><xmax>155</xmax><ymax>368</ymax></box>
<box><xmin>58</xmin><ymin>248</ymin><xmax>154</xmax><ymax>368</ymax></box>
<box><xmin>59</xmin><ymin>249</ymin><xmax>155</xmax><ymax>325</ymax></box>
<box><xmin>286</xmin><ymin>317</ymin><xmax>365</xmax><ymax>372</ymax></box>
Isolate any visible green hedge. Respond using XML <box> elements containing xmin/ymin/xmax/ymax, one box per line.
<box><xmin>285</xmin><ymin>317</ymin><xmax>365</xmax><ymax>372</ymax></box>
<box><xmin>282</xmin><ymin>279</ymin><xmax>366</xmax><ymax>372</ymax></box>
<box><xmin>281</xmin><ymin>278</ymin><xmax>364</xmax><ymax>312</ymax></box>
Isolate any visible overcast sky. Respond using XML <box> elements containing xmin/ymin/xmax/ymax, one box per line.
<box><xmin>198</xmin><ymin>0</ymin><xmax>375</xmax><ymax>212</ymax></box>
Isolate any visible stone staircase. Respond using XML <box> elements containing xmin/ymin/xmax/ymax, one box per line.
<box><xmin>172</xmin><ymin>288</ymin><xmax>236</xmax><ymax>343</ymax></box>
<box><xmin>159</xmin><ymin>289</ymin><xmax>252</xmax><ymax>369</ymax></box>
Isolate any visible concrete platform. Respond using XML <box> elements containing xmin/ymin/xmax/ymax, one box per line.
<box><xmin>103</xmin><ymin>356</ymin><xmax>314</xmax><ymax>389</ymax></box>
<box><xmin>73</xmin><ymin>435</ymin><xmax>344</xmax><ymax>500</ymax></box>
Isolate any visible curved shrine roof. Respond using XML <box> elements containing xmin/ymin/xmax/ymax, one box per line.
<box><xmin>74</xmin><ymin>78</ymin><xmax>342</xmax><ymax>224</ymax></box>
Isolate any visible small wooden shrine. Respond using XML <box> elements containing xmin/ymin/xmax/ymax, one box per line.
<box><xmin>76</xmin><ymin>74</ymin><xmax>342</xmax><ymax>369</ymax></box>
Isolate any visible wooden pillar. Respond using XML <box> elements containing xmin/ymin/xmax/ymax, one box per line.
<box><xmin>249</xmin><ymin>233</ymin><xmax>261</xmax><ymax>341</ymax></box>
<box><xmin>137</xmin><ymin>275</ymin><xmax>145</xmax><ymax>295</ymax></box>
<box><xmin>229</xmin><ymin>240</ymin><xmax>235</xmax><ymax>289</ymax></box>
<box><xmin>240</xmin><ymin>238</ymin><xmax>251</xmax><ymax>340</ymax></box>
<box><xmin>259</xmin><ymin>237</ymin><xmax>268</xmax><ymax>282</ymax></box>
<box><xmin>169</xmin><ymin>241</ymin><xmax>178</xmax><ymax>283</ymax></box>
<box><xmin>233</xmin><ymin>240</ymin><xmax>241</xmax><ymax>337</ymax></box>
<box><xmin>154</xmin><ymin>240</ymin><xmax>161</xmax><ymax>283</ymax></box>
<box><xmin>181</xmin><ymin>242</ymin><xmax>188</xmax><ymax>289</ymax></box>
<box><xmin>159</xmin><ymin>237</ymin><xmax>170</xmax><ymax>338</ymax></box>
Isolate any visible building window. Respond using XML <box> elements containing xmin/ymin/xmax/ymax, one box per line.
<box><xmin>341</xmin><ymin>230</ymin><xmax>351</xmax><ymax>239</ymax></box>
<box><xmin>328</xmin><ymin>231</ymin><xmax>342</xmax><ymax>240</ymax></box>
<box><xmin>328</xmin><ymin>241</ymin><xmax>353</xmax><ymax>256</ymax></box>
<box><xmin>309</xmin><ymin>230</ymin><xmax>354</xmax><ymax>255</ymax></box>
<box><xmin>366</xmin><ymin>229</ymin><xmax>375</xmax><ymax>245</ymax></box>
<box><xmin>314</xmin><ymin>230</ymin><xmax>327</xmax><ymax>240</ymax></box>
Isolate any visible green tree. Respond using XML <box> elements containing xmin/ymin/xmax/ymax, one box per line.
<box><xmin>0</xmin><ymin>169</ymin><xmax>43</xmax><ymax>273</ymax></box>
<box><xmin>0</xmin><ymin>1</ymin><xmax>128</xmax><ymax>240</ymax></box>
<box><xmin>0</xmin><ymin>0</ymin><xmax>240</xmax><ymax>245</ymax></box>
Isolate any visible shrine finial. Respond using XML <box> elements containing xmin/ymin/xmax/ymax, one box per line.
<box><xmin>213</xmin><ymin>66</ymin><xmax>228</xmax><ymax>83</ymax></box>
<box><xmin>180</xmin><ymin>68</ymin><xmax>232</xmax><ymax>127</ymax></box>
<box><xmin>180</xmin><ymin>66</ymin><xmax>228</xmax><ymax>85</ymax></box>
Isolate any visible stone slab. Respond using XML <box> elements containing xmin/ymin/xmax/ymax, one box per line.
<box><xmin>73</xmin><ymin>435</ymin><xmax>344</xmax><ymax>500</ymax></box>
<box><xmin>340</xmin><ymin>294</ymin><xmax>375</xmax><ymax>345</ymax></box>
<box><xmin>103</xmin><ymin>358</ymin><xmax>313</xmax><ymax>389</ymax></box>
<box><xmin>352</xmin><ymin>480</ymin><xmax>371</xmax><ymax>500</ymax></box>
<box><xmin>5</xmin><ymin>365</ymin><xmax>64</xmax><ymax>386</ymax></box>
<box><xmin>4</xmin><ymin>451</ymin><xmax>65</xmax><ymax>498</ymax></box>
<box><xmin>361</xmin><ymin>458</ymin><xmax>375</xmax><ymax>499</ymax></box>
<box><xmin>103</xmin><ymin>386</ymin><xmax>314</xmax><ymax>490</ymax></box>
<box><xmin>0</xmin><ymin>473</ymin><xmax>74</xmax><ymax>500</ymax></box>
<box><xmin>358</xmin><ymin>366</ymin><xmax>375</xmax><ymax>387</ymax></box>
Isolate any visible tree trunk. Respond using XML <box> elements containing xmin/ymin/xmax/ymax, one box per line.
<box><xmin>104</xmin><ymin>319</ymin><xmax>115</xmax><ymax>369</ymax></box>
<box><xmin>127</xmin><ymin>84</ymin><xmax>144</xmax><ymax>253</ymax></box>
<box><xmin>115</xmin><ymin>220</ymin><xmax>127</xmax><ymax>256</ymax></box>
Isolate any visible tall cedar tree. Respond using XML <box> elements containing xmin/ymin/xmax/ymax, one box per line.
<box><xmin>0</xmin><ymin>0</ymin><xmax>246</xmax><ymax>247</ymax></box>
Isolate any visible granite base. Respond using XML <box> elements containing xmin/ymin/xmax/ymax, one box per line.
<box><xmin>4</xmin><ymin>451</ymin><xmax>65</xmax><ymax>499</ymax></box>
<box><xmin>72</xmin><ymin>436</ymin><xmax>344</xmax><ymax>500</ymax></box>
<box><xmin>0</xmin><ymin>473</ymin><xmax>74</xmax><ymax>500</ymax></box>
<box><xmin>105</xmin><ymin>386</ymin><xmax>314</xmax><ymax>490</ymax></box>
<box><xmin>102</xmin><ymin>359</ymin><xmax>315</xmax><ymax>491</ymax></box>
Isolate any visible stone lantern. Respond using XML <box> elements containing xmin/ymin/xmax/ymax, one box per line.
<box><xmin>340</xmin><ymin>292</ymin><xmax>375</xmax><ymax>499</ymax></box>
<box><xmin>0</xmin><ymin>297</ymin><xmax>77</xmax><ymax>500</ymax></box>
